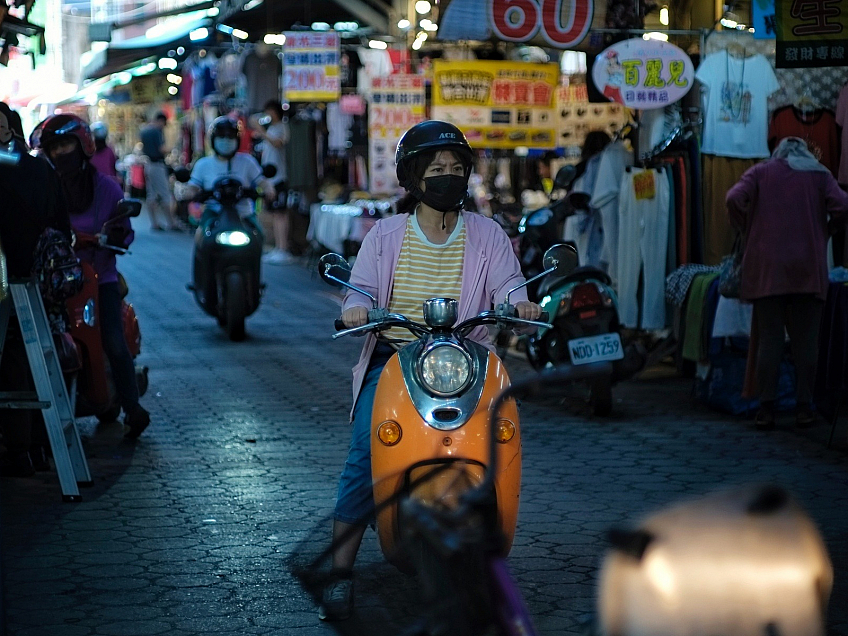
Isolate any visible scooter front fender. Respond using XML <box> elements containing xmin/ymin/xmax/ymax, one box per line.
<box><xmin>370</xmin><ymin>351</ymin><xmax>521</xmax><ymax>570</ymax></box>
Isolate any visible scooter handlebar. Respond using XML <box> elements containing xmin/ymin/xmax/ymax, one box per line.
<box><xmin>335</xmin><ymin>318</ymin><xmax>347</xmax><ymax>331</ymax></box>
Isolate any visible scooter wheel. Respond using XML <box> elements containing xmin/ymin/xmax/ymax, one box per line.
<box><xmin>135</xmin><ymin>365</ymin><xmax>150</xmax><ymax>398</ymax></box>
<box><xmin>590</xmin><ymin>377</ymin><xmax>613</xmax><ymax>417</ymax></box>
<box><xmin>224</xmin><ymin>271</ymin><xmax>246</xmax><ymax>342</ymax></box>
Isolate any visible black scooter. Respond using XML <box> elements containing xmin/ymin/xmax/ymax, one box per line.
<box><xmin>519</xmin><ymin>166</ymin><xmax>645</xmax><ymax>415</ymax></box>
<box><xmin>177</xmin><ymin>167</ymin><xmax>275</xmax><ymax>341</ymax></box>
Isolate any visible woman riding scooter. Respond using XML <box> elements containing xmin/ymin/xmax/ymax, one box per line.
<box><xmin>34</xmin><ymin>114</ymin><xmax>150</xmax><ymax>438</ymax></box>
<box><xmin>319</xmin><ymin>120</ymin><xmax>542</xmax><ymax>622</ymax></box>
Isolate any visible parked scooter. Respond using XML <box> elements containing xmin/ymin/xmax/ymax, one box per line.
<box><xmin>318</xmin><ymin>244</ymin><xmax>576</xmax><ymax>572</ymax></box>
<box><xmin>177</xmin><ymin>166</ymin><xmax>275</xmax><ymax>341</ymax></box>
<box><xmin>522</xmin><ymin>169</ymin><xmax>645</xmax><ymax>416</ymax></box>
<box><xmin>66</xmin><ymin>199</ymin><xmax>149</xmax><ymax>422</ymax></box>
<box><xmin>516</xmin><ymin>165</ymin><xmax>578</xmax><ymax>301</ymax></box>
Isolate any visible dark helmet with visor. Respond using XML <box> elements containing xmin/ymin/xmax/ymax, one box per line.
<box><xmin>395</xmin><ymin>120</ymin><xmax>473</xmax><ymax>190</ymax></box>
<box><xmin>33</xmin><ymin>114</ymin><xmax>96</xmax><ymax>158</ymax></box>
<box><xmin>209</xmin><ymin>116</ymin><xmax>242</xmax><ymax>159</ymax></box>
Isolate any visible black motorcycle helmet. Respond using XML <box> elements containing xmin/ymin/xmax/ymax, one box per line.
<box><xmin>209</xmin><ymin>116</ymin><xmax>241</xmax><ymax>159</ymax></box>
<box><xmin>395</xmin><ymin>120</ymin><xmax>474</xmax><ymax>192</ymax></box>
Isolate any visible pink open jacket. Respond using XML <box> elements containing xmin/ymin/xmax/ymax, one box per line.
<box><xmin>342</xmin><ymin>211</ymin><xmax>528</xmax><ymax>415</ymax></box>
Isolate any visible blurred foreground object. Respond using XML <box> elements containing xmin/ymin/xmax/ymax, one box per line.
<box><xmin>599</xmin><ymin>484</ymin><xmax>832</xmax><ymax>636</ymax></box>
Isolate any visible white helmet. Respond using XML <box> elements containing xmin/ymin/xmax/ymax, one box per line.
<box><xmin>90</xmin><ymin>121</ymin><xmax>109</xmax><ymax>140</ymax></box>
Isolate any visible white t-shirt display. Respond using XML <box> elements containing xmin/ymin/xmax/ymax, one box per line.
<box><xmin>190</xmin><ymin>153</ymin><xmax>265</xmax><ymax>217</ymax></box>
<box><xmin>695</xmin><ymin>50</ymin><xmax>780</xmax><ymax>158</ymax></box>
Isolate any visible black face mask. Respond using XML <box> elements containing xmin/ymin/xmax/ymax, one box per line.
<box><xmin>420</xmin><ymin>174</ymin><xmax>468</xmax><ymax>212</ymax></box>
<box><xmin>52</xmin><ymin>148</ymin><xmax>85</xmax><ymax>178</ymax></box>
<box><xmin>52</xmin><ymin>147</ymin><xmax>94</xmax><ymax>215</ymax></box>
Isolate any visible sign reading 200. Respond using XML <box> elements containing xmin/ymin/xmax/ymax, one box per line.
<box><xmin>490</xmin><ymin>0</ymin><xmax>594</xmax><ymax>48</ymax></box>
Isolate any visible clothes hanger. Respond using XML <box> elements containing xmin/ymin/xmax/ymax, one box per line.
<box><xmin>795</xmin><ymin>88</ymin><xmax>819</xmax><ymax>116</ymax></box>
<box><xmin>726</xmin><ymin>42</ymin><xmax>748</xmax><ymax>59</ymax></box>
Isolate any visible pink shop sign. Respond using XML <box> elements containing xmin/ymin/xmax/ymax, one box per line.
<box><xmin>591</xmin><ymin>38</ymin><xmax>695</xmax><ymax>110</ymax></box>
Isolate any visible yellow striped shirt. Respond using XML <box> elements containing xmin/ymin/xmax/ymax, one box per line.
<box><xmin>387</xmin><ymin>214</ymin><xmax>466</xmax><ymax>342</ymax></box>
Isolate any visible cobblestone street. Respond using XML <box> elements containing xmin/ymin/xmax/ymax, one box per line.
<box><xmin>2</xmin><ymin>223</ymin><xmax>847</xmax><ymax>636</ymax></box>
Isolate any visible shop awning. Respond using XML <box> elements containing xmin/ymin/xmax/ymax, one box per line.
<box><xmin>82</xmin><ymin>16</ymin><xmax>210</xmax><ymax>81</ymax></box>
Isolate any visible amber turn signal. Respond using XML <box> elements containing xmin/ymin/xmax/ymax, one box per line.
<box><xmin>495</xmin><ymin>419</ymin><xmax>516</xmax><ymax>443</ymax></box>
<box><xmin>377</xmin><ymin>421</ymin><xmax>402</xmax><ymax>446</ymax></box>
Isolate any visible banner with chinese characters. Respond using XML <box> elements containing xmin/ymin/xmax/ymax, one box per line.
<box><xmin>591</xmin><ymin>39</ymin><xmax>694</xmax><ymax>110</ymax></box>
<box><xmin>775</xmin><ymin>0</ymin><xmax>848</xmax><ymax>68</ymax></box>
<box><xmin>368</xmin><ymin>75</ymin><xmax>426</xmax><ymax>194</ymax></box>
<box><xmin>431</xmin><ymin>60</ymin><xmax>558</xmax><ymax>149</ymax></box>
<box><xmin>438</xmin><ymin>0</ymin><xmax>607</xmax><ymax>52</ymax></box>
<box><xmin>752</xmin><ymin>0</ymin><xmax>776</xmax><ymax>39</ymax></box>
<box><xmin>282</xmin><ymin>32</ymin><xmax>341</xmax><ymax>101</ymax></box>
<box><xmin>556</xmin><ymin>85</ymin><xmax>629</xmax><ymax>148</ymax></box>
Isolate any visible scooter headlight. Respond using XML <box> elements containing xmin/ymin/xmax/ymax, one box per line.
<box><xmin>215</xmin><ymin>230</ymin><xmax>251</xmax><ymax>246</ymax></box>
<box><xmin>83</xmin><ymin>299</ymin><xmax>96</xmax><ymax>327</ymax></box>
<box><xmin>418</xmin><ymin>343</ymin><xmax>472</xmax><ymax>396</ymax></box>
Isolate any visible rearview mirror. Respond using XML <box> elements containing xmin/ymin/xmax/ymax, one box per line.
<box><xmin>542</xmin><ymin>243</ymin><xmax>579</xmax><ymax>276</ymax></box>
<box><xmin>318</xmin><ymin>253</ymin><xmax>352</xmax><ymax>287</ymax></box>
<box><xmin>115</xmin><ymin>199</ymin><xmax>142</xmax><ymax>218</ymax></box>
<box><xmin>554</xmin><ymin>164</ymin><xmax>577</xmax><ymax>190</ymax></box>
<box><xmin>174</xmin><ymin>167</ymin><xmax>192</xmax><ymax>183</ymax></box>
<box><xmin>566</xmin><ymin>191</ymin><xmax>591</xmax><ymax>211</ymax></box>
<box><xmin>262</xmin><ymin>164</ymin><xmax>277</xmax><ymax>179</ymax></box>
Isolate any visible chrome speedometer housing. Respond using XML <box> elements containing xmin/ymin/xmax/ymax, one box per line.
<box><xmin>417</xmin><ymin>341</ymin><xmax>472</xmax><ymax>397</ymax></box>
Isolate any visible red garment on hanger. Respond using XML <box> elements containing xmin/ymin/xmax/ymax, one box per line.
<box><xmin>768</xmin><ymin>106</ymin><xmax>839</xmax><ymax>176</ymax></box>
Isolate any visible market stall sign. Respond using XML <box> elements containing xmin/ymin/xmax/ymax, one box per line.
<box><xmin>556</xmin><ymin>85</ymin><xmax>629</xmax><ymax>149</ymax></box>
<box><xmin>438</xmin><ymin>0</ymin><xmax>607</xmax><ymax>51</ymax></box>
<box><xmin>368</xmin><ymin>75</ymin><xmax>426</xmax><ymax>194</ymax></box>
<box><xmin>129</xmin><ymin>74</ymin><xmax>170</xmax><ymax>104</ymax></box>
<box><xmin>591</xmin><ymin>39</ymin><xmax>694</xmax><ymax>110</ymax></box>
<box><xmin>431</xmin><ymin>60</ymin><xmax>558</xmax><ymax>149</ymax></box>
<box><xmin>283</xmin><ymin>32</ymin><xmax>340</xmax><ymax>102</ymax></box>
<box><xmin>752</xmin><ymin>0</ymin><xmax>776</xmax><ymax>39</ymax></box>
<box><xmin>775</xmin><ymin>0</ymin><xmax>848</xmax><ymax>68</ymax></box>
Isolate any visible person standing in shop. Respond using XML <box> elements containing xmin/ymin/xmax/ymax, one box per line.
<box><xmin>139</xmin><ymin>112</ymin><xmax>180</xmax><ymax>231</ymax></box>
<box><xmin>726</xmin><ymin>137</ymin><xmax>848</xmax><ymax>430</ymax></box>
<box><xmin>90</xmin><ymin>122</ymin><xmax>121</xmax><ymax>186</ymax></box>
<box><xmin>252</xmin><ymin>100</ymin><xmax>293</xmax><ymax>265</ymax></box>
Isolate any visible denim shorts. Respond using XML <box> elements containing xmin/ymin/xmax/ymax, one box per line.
<box><xmin>333</xmin><ymin>343</ymin><xmax>395</xmax><ymax>525</ymax></box>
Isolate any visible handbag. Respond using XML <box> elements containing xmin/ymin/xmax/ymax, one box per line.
<box><xmin>30</xmin><ymin>227</ymin><xmax>84</xmax><ymax>305</ymax></box>
<box><xmin>718</xmin><ymin>233</ymin><xmax>744</xmax><ymax>299</ymax></box>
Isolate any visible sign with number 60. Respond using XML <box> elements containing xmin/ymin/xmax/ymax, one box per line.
<box><xmin>439</xmin><ymin>0</ymin><xmax>600</xmax><ymax>49</ymax></box>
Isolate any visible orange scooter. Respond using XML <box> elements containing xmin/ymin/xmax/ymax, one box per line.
<box><xmin>65</xmin><ymin>199</ymin><xmax>148</xmax><ymax>422</ymax></box>
<box><xmin>319</xmin><ymin>244</ymin><xmax>577</xmax><ymax>571</ymax></box>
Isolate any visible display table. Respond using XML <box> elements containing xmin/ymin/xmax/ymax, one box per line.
<box><xmin>307</xmin><ymin>202</ymin><xmax>390</xmax><ymax>256</ymax></box>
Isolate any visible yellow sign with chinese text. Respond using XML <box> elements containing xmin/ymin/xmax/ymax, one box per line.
<box><xmin>431</xmin><ymin>60</ymin><xmax>559</xmax><ymax>149</ymax></box>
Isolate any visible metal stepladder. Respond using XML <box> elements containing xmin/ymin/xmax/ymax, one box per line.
<box><xmin>0</xmin><ymin>279</ymin><xmax>91</xmax><ymax>501</ymax></box>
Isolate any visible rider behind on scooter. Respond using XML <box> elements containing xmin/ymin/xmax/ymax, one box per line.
<box><xmin>182</xmin><ymin>117</ymin><xmax>276</xmax><ymax>219</ymax></box>
<box><xmin>34</xmin><ymin>114</ymin><xmax>150</xmax><ymax>439</ymax></box>
<box><xmin>319</xmin><ymin>120</ymin><xmax>542</xmax><ymax>622</ymax></box>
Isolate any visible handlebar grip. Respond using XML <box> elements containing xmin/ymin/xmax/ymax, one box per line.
<box><xmin>540</xmin><ymin>311</ymin><xmax>549</xmax><ymax>323</ymax></box>
<box><xmin>335</xmin><ymin>319</ymin><xmax>347</xmax><ymax>331</ymax></box>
